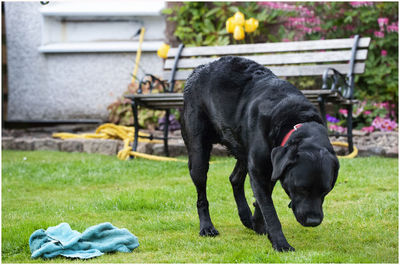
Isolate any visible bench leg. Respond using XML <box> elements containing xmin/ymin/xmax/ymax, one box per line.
<box><xmin>346</xmin><ymin>105</ymin><xmax>354</xmax><ymax>154</ymax></box>
<box><xmin>131</xmin><ymin>100</ymin><xmax>139</xmax><ymax>155</ymax></box>
<box><xmin>163</xmin><ymin>109</ymin><xmax>170</xmax><ymax>157</ymax></box>
<box><xmin>318</xmin><ymin>96</ymin><xmax>327</xmax><ymax>127</ymax></box>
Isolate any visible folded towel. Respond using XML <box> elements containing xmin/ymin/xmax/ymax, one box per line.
<box><xmin>29</xmin><ymin>222</ymin><xmax>139</xmax><ymax>259</ymax></box>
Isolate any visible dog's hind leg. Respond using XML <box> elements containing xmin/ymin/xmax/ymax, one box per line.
<box><xmin>188</xmin><ymin>138</ymin><xmax>219</xmax><ymax>236</ymax></box>
<box><xmin>182</xmin><ymin>111</ymin><xmax>219</xmax><ymax>237</ymax></box>
<box><xmin>229</xmin><ymin>161</ymin><xmax>253</xmax><ymax>229</ymax></box>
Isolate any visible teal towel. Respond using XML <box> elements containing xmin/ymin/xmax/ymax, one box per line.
<box><xmin>29</xmin><ymin>222</ymin><xmax>139</xmax><ymax>259</ymax></box>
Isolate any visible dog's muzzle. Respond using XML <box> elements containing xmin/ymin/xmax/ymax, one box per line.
<box><xmin>304</xmin><ymin>217</ymin><xmax>322</xmax><ymax>227</ymax></box>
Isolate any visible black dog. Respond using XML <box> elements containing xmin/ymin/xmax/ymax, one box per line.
<box><xmin>181</xmin><ymin>56</ymin><xmax>339</xmax><ymax>252</ymax></box>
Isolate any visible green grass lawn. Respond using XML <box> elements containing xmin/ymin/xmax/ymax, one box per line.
<box><xmin>2</xmin><ymin>150</ymin><xmax>398</xmax><ymax>263</ymax></box>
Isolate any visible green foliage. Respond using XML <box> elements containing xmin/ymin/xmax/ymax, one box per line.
<box><xmin>163</xmin><ymin>2</ymin><xmax>288</xmax><ymax>46</ymax></box>
<box><xmin>2</xmin><ymin>151</ymin><xmax>399</xmax><ymax>263</ymax></box>
<box><xmin>107</xmin><ymin>97</ymin><xmax>133</xmax><ymax>126</ymax></box>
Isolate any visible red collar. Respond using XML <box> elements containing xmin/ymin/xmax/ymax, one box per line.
<box><xmin>280</xmin><ymin>124</ymin><xmax>303</xmax><ymax>147</ymax></box>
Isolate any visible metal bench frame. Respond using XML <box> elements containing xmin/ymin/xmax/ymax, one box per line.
<box><xmin>125</xmin><ymin>35</ymin><xmax>370</xmax><ymax>156</ymax></box>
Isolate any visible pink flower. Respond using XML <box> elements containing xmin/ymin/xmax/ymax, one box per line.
<box><xmin>372</xmin><ymin>116</ymin><xmax>398</xmax><ymax>132</ymax></box>
<box><xmin>378</xmin><ymin>17</ymin><xmax>389</xmax><ymax>30</ymax></box>
<box><xmin>374</xmin><ymin>31</ymin><xmax>385</xmax><ymax>38</ymax></box>
<box><xmin>381</xmin><ymin>50</ymin><xmax>387</xmax><ymax>56</ymax></box>
<box><xmin>329</xmin><ymin>124</ymin><xmax>347</xmax><ymax>134</ymax></box>
<box><xmin>361</xmin><ymin>126</ymin><xmax>374</xmax><ymax>133</ymax></box>
<box><xmin>389</xmin><ymin>121</ymin><xmax>398</xmax><ymax>130</ymax></box>
<box><xmin>339</xmin><ymin>109</ymin><xmax>348</xmax><ymax>116</ymax></box>
<box><xmin>259</xmin><ymin>2</ymin><xmax>297</xmax><ymax>11</ymax></box>
<box><xmin>364</xmin><ymin>110</ymin><xmax>372</xmax><ymax>115</ymax></box>
<box><xmin>313</xmin><ymin>26</ymin><xmax>322</xmax><ymax>32</ymax></box>
<box><xmin>387</xmin><ymin>23</ymin><xmax>398</xmax><ymax>32</ymax></box>
<box><xmin>345</xmin><ymin>25</ymin><xmax>355</xmax><ymax>31</ymax></box>
<box><xmin>304</xmin><ymin>27</ymin><xmax>313</xmax><ymax>34</ymax></box>
<box><xmin>350</xmin><ymin>2</ymin><xmax>374</xmax><ymax>7</ymax></box>
<box><xmin>354</xmin><ymin>106</ymin><xmax>364</xmax><ymax>117</ymax></box>
<box><xmin>372</xmin><ymin>116</ymin><xmax>383</xmax><ymax>128</ymax></box>
<box><xmin>381</xmin><ymin>102</ymin><xmax>390</xmax><ymax>110</ymax></box>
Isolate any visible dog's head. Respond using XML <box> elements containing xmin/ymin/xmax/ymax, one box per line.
<box><xmin>271</xmin><ymin>125</ymin><xmax>339</xmax><ymax>227</ymax></box>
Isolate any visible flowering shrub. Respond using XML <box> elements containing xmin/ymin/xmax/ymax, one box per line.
<box><xmin>372</xmin><ymin>116</ymin><xmax>398</xmax><ymax>132</ymax></box>
<box><xmin>327</xmin><ymin>100</ymin><xmax>397</xmax><ymax>134</ymax></box>
<box><xmin>260</xmin><ymin>2</ymin><xmax>398</xmax><ymax>109</ymax></box>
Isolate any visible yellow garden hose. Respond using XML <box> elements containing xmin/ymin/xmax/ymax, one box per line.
<box><xmin>131</xmin><ymin>27</ymin><xmax>146</xmax><ymax>84</ymax></box>
<box><xmin>52</xmin><ymin>123</ymin><xmax>181</xmax><ymax>161</ymax></box>
<box><xmin>331</xmin><ymin>141</ymin><xmax>358</xmax><ymax>159</ymax></box>
<box><xmin>52</xmin><ymin>123</ymin><xmax>218</xmax><ymax>163</ymax></box>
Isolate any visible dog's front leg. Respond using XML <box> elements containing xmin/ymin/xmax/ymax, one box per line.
<box><xmin>248</xmin><ymin>158</ymin><xmax>295</xmax><ymax>252</ymax></box>
<box><xmin>230</xmin><ymin>161</ymin><xmax>253</xmax><ymax>229</ymax></box>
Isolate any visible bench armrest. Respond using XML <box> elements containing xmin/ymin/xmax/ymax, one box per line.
<box><xmin>137</xmin><ymin>43</ymin><xmax>185</xmax><ymax>94</ymax></box>
<box><xmin>322</xmin><ymin>67</ymin><xmax>352</xmax><ymax>99</ymax></box>
<box><xmin>137</xmin><ymin>74</ymin><xmax>168</xmax><ymax>94</ymax></box>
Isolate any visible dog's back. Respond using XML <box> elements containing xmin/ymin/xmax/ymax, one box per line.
<box><xmin>182</xmin><ymin>56</ymin><xmax>312</xmax><ymax>157</ymax></box>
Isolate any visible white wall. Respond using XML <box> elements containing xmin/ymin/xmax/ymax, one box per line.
<box><xmin>5</xmin><ymin>1</ymin><xmax>166</xmax><ymax>121</ymax></box>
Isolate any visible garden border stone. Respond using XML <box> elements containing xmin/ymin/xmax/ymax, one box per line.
<box><xmin>33</xmin><ymin>138</ymin><xmax>62</xmax><ymax>151</ymax></box>
<box><xmin>2</xmin><ymin>129</ymin><xmax>398</xmax><ymax>158</ymax></box>
<box><xmin>60</xmin><ymin>139</ymin><xmax>84</xmax><ymax>153</ymax></box>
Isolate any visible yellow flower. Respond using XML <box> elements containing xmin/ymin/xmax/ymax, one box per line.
<box><xmin>226</xmin><ymin>17</ymin><xmax>235</xmax><ymax>33</ymax></box>
<box><xmin>232</xmin><ymin>11</ymin><xmax>245</xmax><ymax>26</ymax></box>
<box><xmin>244</xmin><ymin>18</ymin><xmax>259</xmax><ymax>33</ymax></box>
<box><xmin>233</xmin><ymin>25</ymin><xmax>245</xmax><ymax>40</ymax></box>
<box><xmin>157</xmin><ymin>43</ymin><xmax>170</xmax><ymax>59</ymax></box>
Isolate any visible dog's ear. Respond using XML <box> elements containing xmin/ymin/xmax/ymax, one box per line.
<box><xmin>331</xmin><ymin>156</ymin><xmax>339</xmax><ymax>187</ymax></box>
<box><xmin>321</xmin><ymin>148</ymin><xmax>340</xmax><ymax>187</ymax></box>
<box><xmin>271</xmin><ymin>146</ymin><xmax>295</xmax><ymax>182</ymax></box>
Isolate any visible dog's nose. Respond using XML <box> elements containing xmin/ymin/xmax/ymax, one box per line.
<box><xmin>304</xmin><ymin>217</ymin><xmax>322</xmax><ymax>227</ymax></box>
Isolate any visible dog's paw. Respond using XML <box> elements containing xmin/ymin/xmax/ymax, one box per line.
<box><xmin>272</xmin><ymin>241</ymin><xmax>295</xmax><ymax>252</ymax></box>
<box><xmin>199</xmin><ymin>226</ymin><xmax>219</xmax><ymax>237</ymax></box>
<box><xmin>253</xmin><ymin>222</ymin><xmax>267</xmax><ymax>235</ymax></box>
<box><xmin>239</xmin><ymin>215</ymin><xmax>253</xmax><ymax>230</ymax></box>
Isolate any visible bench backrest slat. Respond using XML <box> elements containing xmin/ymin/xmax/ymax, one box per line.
<box><xmin>167</xmin><ymin>37</ymin><xmax>371</xmax><ymax>58</ymax></box>
<box><xmin>163</xmin><ymin>37</ymin><xmax>371</xmax><ymax>80</ymax></box>
<box><xmin>162</xmin><ymin>63</ymin><xmax>366</xmax><ymax>81</ymax></box>
<box><xmin>164</xmin><ymin>49</ymin><xmax>368</xmax><ymax>70</ymax></box>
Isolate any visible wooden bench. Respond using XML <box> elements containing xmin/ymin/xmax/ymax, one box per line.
<box><xmin>125</xmin><ymin>35</ymin><xmax>371</xmax><ymax>156</ymax></box>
